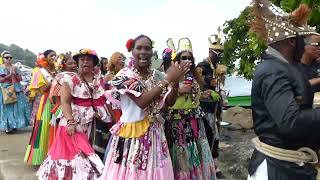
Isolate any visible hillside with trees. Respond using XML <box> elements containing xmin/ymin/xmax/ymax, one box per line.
<box><xmin>0</xmin><ymin>43</ymin><xmax>36</xmax><ymax>67</ymax></box>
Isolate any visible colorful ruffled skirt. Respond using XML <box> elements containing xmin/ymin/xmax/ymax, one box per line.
<box><xmin>37</xmin><ymin>125</ymin><xmax>104</xmax><ymax>180</ymax></box>
<box><xmin>24</xmin><ymin>93</ymin><xmax>53</xmax><ymax>165</ymax></box>
<box><xmin>100</xmin><ymin>116</ymin><xmax>174</xmax><ymax>180</ymax></box>
<box><xmin>163</xmin><ymin>108</ymin><xmax>216</xmax><ymax>180</ymax></box>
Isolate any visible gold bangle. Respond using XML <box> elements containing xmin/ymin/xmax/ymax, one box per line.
<box><xmin>157</xmin><ymin>82</ymin><xmax>168</xmax><ymax>93</ymax></box>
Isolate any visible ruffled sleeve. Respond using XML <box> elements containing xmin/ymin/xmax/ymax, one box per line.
<box><xmin>61</xmin><ymin>72</ymin><xmax>106</xmax><ymax>99</ymax></box>
<box><xmin>49</xmin><ymin>73</ymin><xmax>66</xmax><ymax>103</ymax></box>
<box><xmin>50</xmin><ymin>72</ymin><xmax>77</xmax><ymax>99</ymax></box>
<box><xmin>28</xmin><ymin>67</ymin><xmax>48</xmax><ymax>89</ymax></box>
<box><xmin>105</xmin><ymin>68</ymin><xmax>144</xmax><ymax>105</ymax></box>
<box><xmin>59</xmin><ymin>72</ymin><xmax>76</xmax><ymax>88</ymax></box>
<box><xmin>110</xmin><ymin>68</ymin><xmax>144</xmax><ymax>97</ymax></box>
<box><xmin>28</xmin><ymin>67</ymin><xmax>49</xmax><ymax>98</ymax></box>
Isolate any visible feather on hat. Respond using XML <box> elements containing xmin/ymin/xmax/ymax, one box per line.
<box><xmin>250</xmin><ymin>0</ymin><xmax>319</xmax><ymax>44</ymax></box>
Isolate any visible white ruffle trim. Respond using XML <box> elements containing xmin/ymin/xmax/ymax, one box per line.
<box><xmin>37</xmin><ymin>153</ymin><xmax>104</xmax><ymax>180</ymax></box>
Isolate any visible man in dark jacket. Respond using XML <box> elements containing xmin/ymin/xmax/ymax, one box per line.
<box><xmin>248</xmin><ymin>0</ymin><xmax>320</xmax><ymax>179</ymax></box>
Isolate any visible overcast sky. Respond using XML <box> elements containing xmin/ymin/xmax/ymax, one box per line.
<box><xmin>0</xmin><ymin>0</ymin><xmax>251</xmax><ymax>61</ymax></box>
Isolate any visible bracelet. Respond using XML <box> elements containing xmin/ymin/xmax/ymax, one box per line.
<box><xmin>67</xmin><ymin>118</ymin><xmax>76</xmax><ymax>125</ymax></box>
<box><xmin>157</xmin><ymin>82</ymin><xmax>168</xmax><ymax>93</ymax></box>
<box><xmin>67</xmin><ymin>122</ymin><xmax>76</xmax><ymax>126</ymax></box>
<box><xmin>67</xmin><ymin>121</ymin><xmax>76</xmax><ymax>126</ymax></box>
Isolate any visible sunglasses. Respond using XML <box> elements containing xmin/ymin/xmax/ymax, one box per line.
<box><xmin>180</xmin><ymin>56</ymin><xmax>194</xmax><ymax>61</ymax></box>
<box><xmin>4</xmin><ymin>56</ymin><xmax>13</xmax><ymax>60</ymax></box>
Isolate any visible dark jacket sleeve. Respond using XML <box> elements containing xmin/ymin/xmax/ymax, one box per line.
<box><xmin>261</xmin><ymin>70</ymin><xmax>320</xmax><ymax>139</ymax></box>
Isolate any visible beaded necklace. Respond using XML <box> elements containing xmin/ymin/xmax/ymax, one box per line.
<box><xmin>132</xmin><ymin>67</ymin><xmax>152</xmax><ymax>80</ymax></box>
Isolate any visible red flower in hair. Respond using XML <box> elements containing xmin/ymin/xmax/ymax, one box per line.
<box><xmin>35</xmin><ymin>53</ymin><xmax>48</xmax><ymax>68</ymax></box>
<box><xmin>126</xmin><ymin>39</ymin><xmax>134</xmax><ymax>52</ymax></box>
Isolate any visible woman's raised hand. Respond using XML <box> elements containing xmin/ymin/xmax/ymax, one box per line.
<box><xmin>165</xmin><ymin>61</ymin><xmax>191</xmax><ymax>83</ymax></box>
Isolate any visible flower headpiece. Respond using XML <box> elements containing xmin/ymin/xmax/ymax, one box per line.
<box><xmin>35</xmin><ymin>53</ymin><xmax>48</xmax><ymax>68</ymax></box>
<box><xmin>162</xmin><ymin>48</ymin><xmax>172</xmax><ymax>60</ymax></box>
<box><xmin>126</xmin><ymin>38</ymin><xmax>155</xmax><ymax>52</ymax></box>
<box><xmin>126</xmin><ymin>39</ymin><xmax>134</xmax><ymax>52</ymax></box>
<box><xmin>55</xmin><ymin>51</ymin><xmax>72</xmax><ymax>71</ymax></box>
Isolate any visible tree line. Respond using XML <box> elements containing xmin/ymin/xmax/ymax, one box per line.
<box><xmin>0</xmin><ymin>43</ymin><xmax>36</xmax><ymax>67</ymax></box>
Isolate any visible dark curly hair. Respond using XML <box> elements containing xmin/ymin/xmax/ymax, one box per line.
<box><xmin>43</xmin><ymin>49</ymin><xmax>55</xmax><ymax>58</ymax></box>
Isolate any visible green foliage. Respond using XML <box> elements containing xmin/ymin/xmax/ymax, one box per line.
<box><xmin>0</xmin><ymin>43</ymin><xmax>36</xmax><ymax>67</ymax></box>
<box><xmin>222</xmin><ymin>7</ymin><xmax>267</xmax><ymax>79</ymax></box>
<box><xmin>222</xmin><ymin>0</ymin><xmax>320</xmax><ymax>80</ymax></box>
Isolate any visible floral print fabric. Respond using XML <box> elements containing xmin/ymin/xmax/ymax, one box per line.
<box><xmin>163</xmin><ymin>108</ymin><xmax>216</xmax><ymax>180</ymax></box>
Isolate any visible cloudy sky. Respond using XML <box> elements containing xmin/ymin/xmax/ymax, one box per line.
<box><xmin>0</xmin><ymin>0</ymin><xmax>251</xmax><ymax>61</ymax></box>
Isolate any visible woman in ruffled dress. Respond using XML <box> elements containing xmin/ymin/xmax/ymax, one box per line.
<box><xmin>37</xmin><ymin>49</ymin><xmax>112</xmax><ymax>179</ymax></box>
<box><xmin>100</xmin><ymin>35</ymin><xmax>191</xmax><ymax>180</ymax></box>
<box><xmin>0</xmin><ymin>51</ymin><xmax>30</xmax><ymax>133</ymax></box>
<box><xmin>24</xmin><ymin>50</ymin><xmax>57</xmax><ymax>165</ymax></box>
<box><xmin>163</xmin><ymin>38</ymin><xmax>216</xmax><ymax>180</ymax></box>
<box><xmin>48</xmin><ymin>52</ymin><xmax>77</xmax><ymax>147</ymax></box>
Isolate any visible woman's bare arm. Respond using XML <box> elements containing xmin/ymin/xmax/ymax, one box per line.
<box><xmin>165</xmin><ymin>84</ymin><xmax>178</xmax><ymax>107</ymax></box>
<box><xmin>60</xmin><ymin>82</ymin><xmax>73</xmax><ymax>120</ymax></box>
<box><xmin>128</xmin><ymin>81</ymin><xmax>166</xmax><ymax>109</ymax></box>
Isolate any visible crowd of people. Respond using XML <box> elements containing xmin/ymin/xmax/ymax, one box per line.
<box><xmin>0</xmin><ymin>31</ymin><xmax>228</xmax><ymax>179</ymax></box>
<box><xmin>1</xmin><ymin>0</ymin><xmax>320</xmax><ymax>179</ymax></box>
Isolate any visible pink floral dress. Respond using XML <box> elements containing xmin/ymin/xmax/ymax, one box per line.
<box><xmin>101</xmin><ymin>67</ymin><xmax>174</xmax><ymax>180</ymax></box>
<box><xmin>37</xmin><ymin>72</ymin><xmax>112</xmax><ymax>180</ymax></box>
